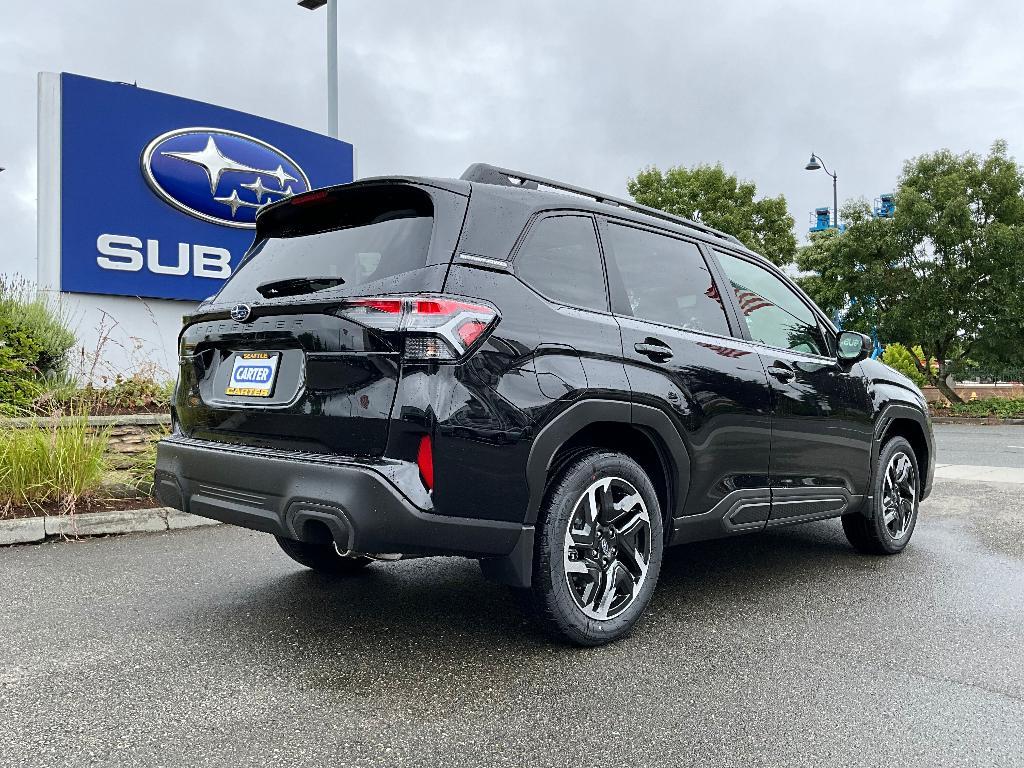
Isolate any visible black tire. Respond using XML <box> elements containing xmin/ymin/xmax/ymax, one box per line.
<box><xmin>275</xmin><ymin>536</ymin><xmax>374</xmax><ymax>574</ymax></box>
<box><xmin>842</xmin><ymin>436</ymin><xmax>920</xmax><ymax>555</ymax></box>
<box><xmin>526</xmin><ymin>450</ymin><xmax>664</xmax><ymax>646</ymax></box>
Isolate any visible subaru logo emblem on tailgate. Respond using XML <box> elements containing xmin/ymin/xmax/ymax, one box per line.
<box><xmin>230</xmin><ymin>304</ymin><xmax>252</xmax><ymax>322</ymax></box>
<box><xmin>141</xmin><ymin>128</ymin><xmax>311</xmax><ymax>228</ymax></box>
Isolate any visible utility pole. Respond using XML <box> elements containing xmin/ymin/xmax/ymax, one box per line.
<box><xmin>298</xmin><ymin>0</ymin><xmax>340</xmax><ymax>139</ymax></box>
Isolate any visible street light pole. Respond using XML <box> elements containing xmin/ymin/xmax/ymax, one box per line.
<box><xmin>804</xmin><ymin>153</ymin><xmax>839</xmax><ymax>229</ymax></box>
<box><xmin>298</xmin><ymin>0</ymin><xmax>340</xmax><ymax>139</ymax></box>
<box><xmin>327</xmin><ymin>0</ymin><xmax>338</xmax><ymax>139</ymax></box>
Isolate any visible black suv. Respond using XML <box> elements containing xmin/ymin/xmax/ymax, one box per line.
<box><xmin>155</xmin><ymin>163</ymin><xmax>934</xmax><ymax>645</ymax></box>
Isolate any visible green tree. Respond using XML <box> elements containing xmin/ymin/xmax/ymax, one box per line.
<box><xmin>628</xmin><ymin>164</ymin><xmax>798</xmax><ymax>266</ymax></box>
<box><xmin>881</xmin><ymin>343</ymin><xmax>927</xmax><ymax>387</ymax></box>
<box><xmin>797</xmin><ymin>141</ymin><xmax>1024</xmax><ymax>403</ymax></box>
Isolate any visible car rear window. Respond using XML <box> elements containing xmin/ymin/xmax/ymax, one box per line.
<box><xmin>215</xmin><ymin>185</ymin><xmax>434</xmax><ymax>304</ymax></box>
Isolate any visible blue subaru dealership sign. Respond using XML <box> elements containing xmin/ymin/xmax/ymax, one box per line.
<box><xmin>57</xmin><ymin>73</ymin><xmax>353</xmax><ymax>301</ymax></box>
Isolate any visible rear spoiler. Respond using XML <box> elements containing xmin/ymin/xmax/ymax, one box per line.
<box><xmin>255</xmin><ymin>182</ymin><xmax>434</xmax><ymax>240</ymax></box>
<box><xmin>256</xmin><ymin>177</ymin><xmax>468</xmax><ymax>239</ymax></box>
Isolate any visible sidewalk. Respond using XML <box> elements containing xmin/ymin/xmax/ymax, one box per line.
<box><xmin>933</xmin><ymin>464</ymin><xmax>1024</xmax><ymax>484</ymax></box>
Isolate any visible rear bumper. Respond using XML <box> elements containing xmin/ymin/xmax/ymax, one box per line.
<box><xmin>154</xmin><ymin>436</ymin><xmax>525</xmax><ymax>559</ymax></box>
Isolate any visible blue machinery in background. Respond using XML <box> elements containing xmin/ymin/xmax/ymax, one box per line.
<box><xmin>873</xmin><ymin>193</ymin><xmax>895</xmax><ymax>219</ymax></box>
<box><xmin>808</xmin><ymin>192</ymin><xmax>894</xmax><ymax>235</ymax></box>
<box><xmin>808</xmin><ymin>206</ymin><xmax>847</xmax><ymax>234</ymax></box>
<box><xmin>809</xmin><ymin>206</ymin><xmax>833</xmax><ymax>233</ymax></box>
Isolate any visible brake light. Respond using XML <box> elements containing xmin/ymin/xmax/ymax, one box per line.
<box><xmin>357</xmin><ymin>299</ymin><xmax>403</xmax><ymax>314</ymax></box>
<box><xmin>292</xmin><ymin>189</ymin><xmax>330</xmax><ymax>205</ymax></box>
<box><xmin>417</xmin><ymin>434</ymin><xmax>434</xmax><ymax>491</ymax></box>
<box><xmin>337</xmin><ymin>295</ymin><xmax>498</xmax><ymax>361</ymax></box>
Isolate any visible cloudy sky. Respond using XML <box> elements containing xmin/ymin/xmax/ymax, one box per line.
<box><xmin>2</xmin><ymin>0</ymin><xmax>1024</xmax><ymax>279</ymax></box>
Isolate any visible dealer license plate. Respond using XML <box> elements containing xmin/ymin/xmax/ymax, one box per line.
<box><xmin>225</xmin><ymin>352</ymin><xmax>281</xmax><ymax>397</ymax></box>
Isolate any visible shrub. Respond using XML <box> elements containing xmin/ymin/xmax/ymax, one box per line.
<box><xmin>35</xmin><ymin>372</ymin><xmax>174</xmax><ymax>416</ymax></box>
<box><xmin>933</xmin><ymin>397</ymin><xmax>1024</xmax><ymax>419</ymax></box>
<box><xmin>0</xmin><ymin>417</ymin><xmax>108</xmax><ymax>514</ymax></box>
<box><xmin>0</xmin><ymin>278</ymin><xmax>76</xmax><ymax>414</ymax></box>
<box><xmin>99</xmin><ymin>375</ymin><xmax>174</xmax><ymax>411</ymax></box>
<box><xmin>881</xmin><ymin>343</ymin><xmax>926</xmax><ymax>387</ymax></box>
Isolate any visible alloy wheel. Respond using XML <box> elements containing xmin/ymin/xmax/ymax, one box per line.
<box><xmin>563</xmin><ymin>477</ymin><xmax>653</xmax><ymax>620</ymax></box>
<box><xmin>881</xmin><ymin>451</ymin><xmax>917</xmax><ymax>540</ymax></box>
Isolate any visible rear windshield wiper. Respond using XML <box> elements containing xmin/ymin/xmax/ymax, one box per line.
<box><xmin>256</xmin><ymin>276</ymin><xmax>346</xmax><ymax>298</ymax></box>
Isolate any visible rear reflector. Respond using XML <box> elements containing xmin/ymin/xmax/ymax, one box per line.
<box><xmin>417</xmin><ymin>434</ymin><xmax>434</xmax><ymax>490</ymax></box>
<box><xmin>336</xmin><ymin>294</ymin><xmax>498</xmax><ymax>361</ymax></box>
<box><xmin>456</xmin><ymin>320</ymin><xmax>488</xmax><ymax>347</ymax></box>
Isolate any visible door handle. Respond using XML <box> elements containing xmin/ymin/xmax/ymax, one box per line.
<box><xmin>634</xmin><ymin>340</ymin><xmax>673</xmax><ymax>361</ymax></box>
<box><xmin>767</xmin><ymin>364</ymin><xmax>796</xmax><ymax>383</ymax></box>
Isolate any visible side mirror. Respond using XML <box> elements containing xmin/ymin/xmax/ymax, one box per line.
<box><xmin>837</xmin><ymin>330</ymin><xmax>871</xmax><ymax>364</ymax></box>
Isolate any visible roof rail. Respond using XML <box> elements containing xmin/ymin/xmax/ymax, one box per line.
<box><xmin>460</xmin><ymin>163</ymin><xmax>745</xmax><ymax>247</ymax></box>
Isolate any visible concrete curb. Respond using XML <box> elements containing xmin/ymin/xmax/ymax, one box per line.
<box><xmin>0</xmin><ymin>507</ymin><xmax>220</xmax><ymax>546</ymax></box>
<box><xmin>0</xmin><ymin>517</ymin><xmax>47</xmax><ymax>546</ymax></box>
<box><xmin>0</xmin><ymin>413</ymin><xmax>171</xmax><ymax>428</ymax></box>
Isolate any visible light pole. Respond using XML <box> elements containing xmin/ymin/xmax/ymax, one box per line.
<box><xmin>804</xmin><ymin>153</ymin><xmax>838</xmax><ymax>230</ymax></box>
<box><xmin>298</xmin><ymin>0</ymin><xmax>339</xmax><ymax>139</ymax></box>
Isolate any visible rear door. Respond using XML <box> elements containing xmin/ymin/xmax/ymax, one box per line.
<box><xmin>600</xmin><ymin>219</ymin><xmax>774</xmax><ymax>531</ymax></box>
<box><xmin>175</xmin><ymin>182</ymin><xmax>466</xmax><ymax>456</ymax></box>
<box><xmin>711</xmin><ymin>249</ymin><xmax>874</xmax><ymax>520</ymax></box>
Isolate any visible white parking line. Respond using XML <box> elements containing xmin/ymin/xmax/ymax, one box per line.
<box><xmin>933</xmin><ymin>465</ymin><xmax>1024</xmax><ymax>484</ymax></box>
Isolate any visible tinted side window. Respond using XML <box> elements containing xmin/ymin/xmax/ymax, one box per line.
<box><xmin>514</xmin><ymin>215</ymin><xmax>607</xmax><ymax>311</ymax></box>
<box><xmin>715</xmin><ymin>251</ymin><xmax>828</xmax><ymax>356</ymax></box>
<box><xmin>604</xmin><ymin>223</ymin><xmax>730</xmax><ymax>336</ymax></box>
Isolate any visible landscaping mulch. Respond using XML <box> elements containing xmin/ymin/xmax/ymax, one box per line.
<box><xmin>1</xmin><ymin>495</ymin><xmax>159</xmax><ymax>521</ymax></box>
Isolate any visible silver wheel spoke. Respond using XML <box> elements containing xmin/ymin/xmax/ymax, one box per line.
<box><xmin>593</xmin><ymin>563</ymin><xmax>622</xmax><ymax>619</ymax></box>
<box><xmin>570</xmin><ymin>528</ymin><xmax>595</xmax><ymax>547</ymax></box>
<box><xmin>900</xmin><ymin>499</ymin><xmax>913</xmax><ymax>528</ymax></box>
<box><xmin>565</xmin><ymin>556</ymin><xmax>590</xmax><ymax>574</ymax></box>
<box><xmin>616</xmin><ymin>536</ymin><xmax>649</xmax><ymax>583</ymax></box>
<box><xmin>613</xmin><ymin>508</ymin><xmax>650</xmax><ymax>538</ymax></box>
<box><xmin>586</xmin><ymin>485</ymin><xmax>601</xmax><ymax>526</ymax></box>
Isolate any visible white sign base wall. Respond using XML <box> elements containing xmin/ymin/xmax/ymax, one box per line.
<box><xmin>58</xmin><ymin>294</ymin><xmax>192</xmax><ymax>383</ymax></box>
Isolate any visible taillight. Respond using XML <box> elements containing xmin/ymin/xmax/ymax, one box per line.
<box><xmin>416</xmin><ymin>434</ymin><xmax>434</xmax><ymax>491</ymax></box>
<box><xmin>337</xmin><ymin>295</ymin><xmax>498</xmax><ymax>361</ymax></box>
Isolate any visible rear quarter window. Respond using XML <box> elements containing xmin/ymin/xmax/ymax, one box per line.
<box><xmin>513</xmin><ymin>214</ymin><xmax>608</xmax><ymax>312</ymax></box>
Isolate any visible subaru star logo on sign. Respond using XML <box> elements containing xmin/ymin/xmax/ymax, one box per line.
<box><xmin>142</xmin><ymin>128</ymin><xmax>311</xmax><ymax>228</ymax></box>
<box><xmin>52</xmin><ymin>73</ymin><xmax>354</xmax><ymax>301</ymax></box>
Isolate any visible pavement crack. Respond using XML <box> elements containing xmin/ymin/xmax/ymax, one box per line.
<box><xmin>908</xmin><ymin>669</ymin><xmax>1024</xmax><ymax>704</ymax></box>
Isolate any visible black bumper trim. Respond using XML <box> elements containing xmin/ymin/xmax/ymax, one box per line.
<box><xmin>155</xmin><ymin>437</ymin><xmax>525</xmax><ymax>559</ymax></box>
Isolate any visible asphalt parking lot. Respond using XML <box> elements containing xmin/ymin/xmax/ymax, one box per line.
<box><xmin>2</xmin><ymin>427</ymin><xmax>1024</xmax><ymax>767</ymax></box>
<box><xmin>933</xmin><ymin>422</ymin><xmax>1024</xmax><ymax>467</ymax></box>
